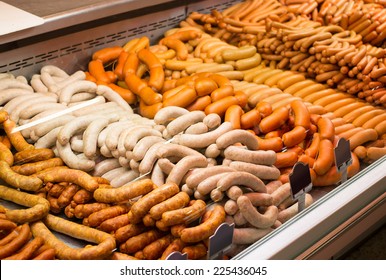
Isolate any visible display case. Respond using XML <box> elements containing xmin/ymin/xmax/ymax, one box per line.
<box><xmin>1</xmin><ymin>0</ymin><xmax>385</xmax><ymax>260</ymax></box>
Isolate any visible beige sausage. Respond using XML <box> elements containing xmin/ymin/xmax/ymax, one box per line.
<box><xmin>237</xmin><ymin>196</ymin><xmax>278</xmax><ymax>228</ymax></box>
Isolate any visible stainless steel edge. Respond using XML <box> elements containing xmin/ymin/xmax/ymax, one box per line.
<box><xmin>0</xmin><ymin>0</ymin><xmax>182</xmax><ymax>44</ymax></box>
<box><xmin>233</xmin><ymin>156</ymin><xmax>386</xmax><ymax>260</ymax></box>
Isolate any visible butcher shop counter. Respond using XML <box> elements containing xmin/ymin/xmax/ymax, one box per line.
<box><xmin>0</xmin><ymin>0</ymin><xmax>385</xmax><ymax>260</ymax></box>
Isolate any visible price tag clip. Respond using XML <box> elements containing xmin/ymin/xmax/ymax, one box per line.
<box><xmin>207</xmin><ymin>223</ymin><xmax>234</xmax><ymax>260</ymax></box>
<box><xmin>334</xmin><ymin>138</ymin><xmax>352</xmax><ymax>184</ymax></box>
<box><xmin>289</xmin><ymin>162</ymin><xmax>312</xmax><ymax>212</ymax></box>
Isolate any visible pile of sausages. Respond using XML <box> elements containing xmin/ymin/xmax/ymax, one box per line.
<box><xmin>184</xmin><ymin>0</ymin><xmax>386</xmax><ymax>106</ymax></box>
<box><xmin>285</xmin><ymin>0</ymin><xmax>386</xmax><ymax>46</ymax></box>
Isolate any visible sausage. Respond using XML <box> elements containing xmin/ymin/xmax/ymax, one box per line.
<box><xmin>33</xmin><ymin>166</ymin><xmax>99</xmax><ymax>192</ymax></box>
<box><xmin>32</xmin><ymin>214</ymin><xmax>116</xmax><ymax>259</ymax></box>
<box><xmin>113</xmin><ymin>223</ymin><xmax>149</xmax><ymax>244</ymax></box>
<box><xmin>164</xmin><ymin>110</ymin><xmax>206</xmax><ymax>137</ymax></box>
<box><xmin>160</xmin><ymin>238</ymin><xmax>185</xmax><ymax>260</ymax></box>
<box><xmin>216</xmin><ymin>129</ymin><xmax>259</xmax><ymax>150</ymax></box>
<box><xmin>128</xmin><ymin>182</ymin><xmax>180</xmax><ymax>224</ymax></box>
<box><xmin>182</xmin><ymin>242</ymin><xmax>207</xmax><ymax>260</ymax></box>
<box><xmin>137</xmin><ymin>142</ymin><xmax>166</xmax><ymax>175</ymax></box>
<box><xmin>237</xmin><ymin>196</ymin><xmax>278</xmax><ymax>229</ymax></box>
<box><xmin>290</xmin><ymin>100</ymin><xmax>311</xmax><ymax>129</ymax></box>
<box><xmin>4</xmin><ymin>236</ymin><xmax>45</xmax><ymax>260</ymax></box>
<box><xmin>348</xmin><ymin>128</ymin><xmax>378</xmax><ymax>150</ymax></box>
<box><xmin>255</xmin><ymin>136</ymin><xmax>284</xmax><ymax>152</ymax></box>
<box><xmin>119</xmin><ymin>229</ymin><xmax>164</xmax><ymax>255</ymax></box>
<box><xmin>229</xmin><ymin>161</ymin><xmax>281</xmax><ymax>180</ymax></box>
<box><xmin>156</xmin><ymin>143</ymin><xmax>203</xmax><ymax>160</ymax></box>
<box><xmin>185</xmin><ymin>122</ymin><xmax>209</xmax><ymax>135</ymax></box>
<box><xmin>2</xmin><ymin>119</ymin><xmax>34</xmax><ymax>152</ymax></box>
<box><xmin>270</xmin><ymin>182</ymin><xmax>291</xmax><ymax>206</ymax></box>
<box><xmin>74</xmin><ymin>203</ymin><xmax>110</xmax><ymax>219</ymax></box>
<box><xmin>0</xmin><ymin>223</ymin><xmax>32</xmax><ymax>259</ymax></box>
<box><xmin>282</xmin><ymin>126</ymin><xmax>307</xmax><ymax>148</ymax></box>
<box><xmin>223</xmin><ymin>145</ymin><xmax>277</xmax><ymax>165</ymax></box>
<box><xmin>149</xmin><ymin>191</ymin><xmax>190</xmax><ymax>220</ymax></box>
<box><xmin>313</xmin><ymin>139</ymin><xmax>335</xmax><ymax>176</ymax></box>
<box><xmin>173</xmin><ymin>122</ymin><xmax>233</xmax><ymax>148</ymax></box>
<box><xmin>274</xmin><ymin>150</ymin><xmax>299</xmax><ymax>169</ymax></box>
<box><xmin>154</xmin><ymin>106</ymin><xmax>189</xmax><ymax>125</ymax></box>
<box><xmin>196</xmin><ymin>173</ymin><xmax>230</xmax><ymax>195</ymax></box>
<box><xmin>159</xmin><ymin>199</ymin><xmax>206</xmax><ymax>227</ymax></box>
<box><xmin>203</xmin><ymin>113</ymin><xmax>222</xmax><ymax>129</ymax></box>
<box><xmin>180</xmin><ymin>205</ymin><xmax>225</xmax><ymax>243</ymax></box>
<box><xmin>243</xmin><ymin>192</ymin><xmax>273</xmax><ymax>207</ymax></box>
<box><xmin>0</xmin><ymin>141</ymin><xmax>13</xmax><ymax>166</ymax></box>
<box><xmin>224</xmin><ymin>105</ymin><xmax>243</xmax><ymax>129</ymax></box>
<box><xmin>216</xmin><ymin>171</ymin><xmax>266</xmax><ymax>193</ymax></box>
<box><xmin>259</xmin><ymin>107</ymin><xmax>290</xmax><ymax>134</ymax></box>
<box><xmin>87</xmin><ymin>204</ymin><xmax>132</xmax><ymax>228</ymax></box>
<box><xmin>162</xmin><ymin>86</ymin><xmax>197</xmax><ymax>108</ymax></box>
<box><xmin>124</xmin><ymin>127</ymin><xmax>162</xmax><ymax>151</ymax></box>
<box><xmin>166</xmin><ymin>155</ymin><xmax>208</xmax><ymax>186</ymax></box>
<box><xmin>233</xmin><ymin>227</ymin><xmax>273</xmax><ymax>245</ymax></box>
<box><xmin>137</xmin><ymin>49</ymin><xmax>164</xmax><ymax>91</ymax></box>
<box><xmin>185</xmin><ymin>165</ymin><xmax>236</xmax><ymax>189</ymax></box>
<box><xmin>317</xmin><ymin>117</ymin><xmax>335</xmax><ymax>142</ymax></box>
<box><xmin>93</xmin><ymin>178</ymin><xmax>155</xmax><ymax>204</ymax></box>
<box><xmin>132</xmin><ymin>136</ymin><xmax>165</xmax><ymax>162</ymax></box>
<box><xmin>142</xmin><ymin>234</ymin><xmax>174</xmax><ymax>260</ymax></box>
<box><xmin>0</xmin><ymin>161</ymin><xmax>43</xmax><ymax>192</ymax></box>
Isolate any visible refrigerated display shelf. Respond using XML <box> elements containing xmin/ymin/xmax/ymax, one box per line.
<box><xmin>0</xmin><ymin>0</ymin><xmax>385</xmax><ymax>260</ymax></box>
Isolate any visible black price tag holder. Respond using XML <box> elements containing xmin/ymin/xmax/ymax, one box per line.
<box><xmin>289</xmin><ymin>162</ymin><xmax>312</xmax><ymax>212</ymax></box>
<box><xmin>334</xmin><ymin>138</ymin><xmax>352</xmax><ymax>184</ymax></box>
<box><xmin>207</xmin><ymin>222</ymin><xmax>235</xmax><ymax>260</ymax></box>
<box><xmin>165</xmin><ymin>251</ymin><xmax>188</xmax><ymax>260</ymax></box>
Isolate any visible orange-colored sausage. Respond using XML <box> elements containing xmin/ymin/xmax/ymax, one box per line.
<box><xmin>162</xmin><ymin>86</ymin><xmax>197</xmax><ymax>108</ymax></box>
<box><xmin>113</xmin><ymin>50</ymin><xmax>129</xmax><ymax>80</ymax></box>
<box><xmin>160</xmin><ymin>38</ymin><xmax>188</xmax><ymax>60</ymax></box>
<box><xmin>84</xmin><ymin>71</ymin><xmax>97</xmax><ymax>83</ymax></box>
<box><xmin>305</xmin><ymin>132</ymin><xmax>320</xmax><ymax>158</ymax></box>
<box><xmin>224</xmin><ymin>105</ymin><xmax>244</xmax><ymax>129</ymax></box>
<box><xmin>139</xmin><ymin>100</ymin><xmax>163</xmax><ymax>119</ymax></box>
<box><xmin>290</xmin><ymin>100</ymin><xmax>311</xmax><ymax>129</ymax></box>
<box><xmin>194</xmin><ymin>77</ymin><xmax>218</xmax><ymax>96</ymax></box>
<box><xmin>313</xmin><ymin>139</ymin><xmax>334</xmax><ymax>176</ymax></box>
<box><xmin>138</xmin><ymin>48</ymin><xmax>165</xmax><ymax>91</ymax></box>
<box><xmin>162</xmin><ymin>29</ymin><xmax>202</xmax><ymax>42</ymax></box>
<box><xmin>240</xmin><ymin>108</ymin><xmax>261</xmax><ymax>129</ymax></box>
<box><xmin>274</xmin><ymin>150</ymin><xmax>298</xmax><ymax>169</ymax></box>
<box><xmin>210</xmin><ymin>85</ymin><xmax>234</xmax><ymax>102</ymax></box>
<box><xmin>186</xmin><ymin>95</ymin><xmax>212</xmax><ymax>111</ymax></box>
<box><xmin>107</xmin><ymin>83</ymin><xmax>137</xmax><ymax>104</ymax></box>
<box><xmin>125</xmin><ymin>73</ymin><xmax>162</xmax><ymax>105</ymax></box>
<box><xmin>259</xmin><ymin>107</ymin><xmax>290</xmax><ymax>134</ymax></box>
<box><xmin>234</xmin><ymin>91</ymin><xmax>248</xmax><ymax>108</ymax></box>
<box><xmin>317</xmin><ymin>117</ymin><xmax>335</xmax><ymax>142</ymax></box>
<box><xmin>88</xmin><ymin>60</ymin><xmax>111</xmax><ymax>84</ymax></box>
<box><xmin>204</xmin><ymin>96</ymin><xmax>240</xmax><ymax>118</ymax></box>
<box><xmin>282</xmin><ymin>126</ymin><xmax>307</xmax><ymax>148</ymax></box>
<box><xmin>92</xmin><ymin>46</ymin><xmax>124</xmax><ymax>64</ymax></box>
<box><xmin>255</xmin><ymin>136</ymin><xmax>284</xmax><ymax>152</ymax></box>
<box><xmin>122</xmin><ymin>52</ymin><xmax>140</xmax><ymax>78</ymax></box>
<box><xmin>256</xmin><ymin>101</ymin><xmax>273</xmax><ymax>118</ymax></box>
<box><xmin>298</xmin><ymin>154</ymin><xmax>315</xmax><ymax>167</ymax></box>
